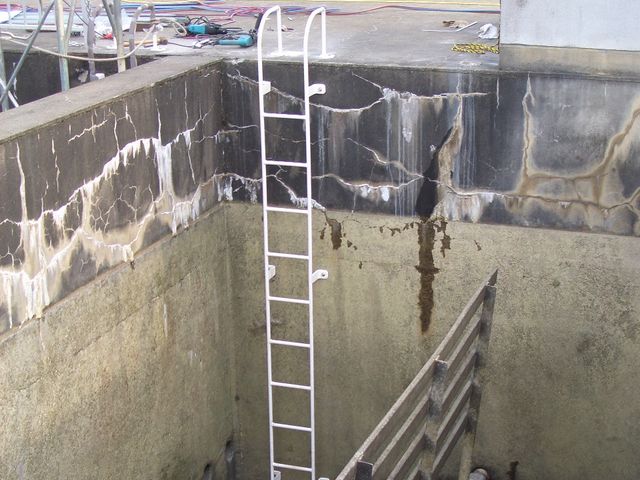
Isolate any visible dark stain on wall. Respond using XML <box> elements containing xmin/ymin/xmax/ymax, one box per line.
<box><xmin>416</xmin><ymin>219</ymin><xmax>439</xmax><ymax>333</ymax></box>
<box><xmin>415</xmin><ymin>216</ymin><xmax>450</xmax><ymax>332</ymax></box>
<box><xmin>416</xmin><ymin>127</ymin><xmax>452</xmax><ymax>218</ymax></box>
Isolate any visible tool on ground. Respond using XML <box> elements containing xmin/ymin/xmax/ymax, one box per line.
<box><xmin>185</xmin><ymin>22</ymin><xmax>228</xmax><ymax>36</ymax></box>
<box><xmin>187</xmin><ymin>13</ymin><xmax>263</xmax><ymax>48</ymax></box>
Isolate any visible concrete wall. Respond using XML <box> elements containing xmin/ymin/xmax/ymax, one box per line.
<box><xmin>1</xmin><ymin>52</ymin><xmax>639</xmax><ymax>480</ymax></box>
<box><xmin>0</xmin><ymin>56</ymin><xmax>239</xmax><ymax>479</ymax></box>
<box><xmin>225</xmin><ymin>203</ymin><xmax>640</xmax><ymax>480</ymax></box>
<box><xmin>0</xmin><ymin>55</ymin><xmax>237</xmax><ymax>335</ymax></box>
<box><xmin>220</xmin><ymin>61</ymin><xmax>640</xmax><ymax>479</ymax></box>
<box><xmin>501</xmin><ymin>0</ymin><xmax>640</xmax><ymax>51</ymax></box>
<box><xmin>224</xmin><ymin>62</ymin><xmax>640</xmax><ymax>236</ymax></box>
<box><xmin>0</xmin><ymin>48</ymin><xmax>154</xmax><ymax>107</ymax></box>
<box><xmin>0</xmin><ymin>206</ymin><xmax>237</xmax><ymax>479</ymax></box>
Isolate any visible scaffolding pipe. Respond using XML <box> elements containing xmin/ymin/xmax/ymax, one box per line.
<box><xmin>0</xmin><ymin>0</ymin><xmax>55</xmax><ymax>107</ymax></box>
<box><xmin>128</xmin><ymin>3</ymin><xmax>155</xmax><ymax>68</ymax></box>
<box><xmin>63</xmin><ymin>0</ymin><xmax>77</xmax><ymax>48</ymax></box>
<box><xmin>81</xmin><ymin>0</ymin><xmax>100</xmax><ymax>80</ymax></box>
<box><xmin>0</xmin><ymin>38</ymin><xmax>9</xmax><ymax>111</ymax></box>
<box><xmin>100</xmin><ymin>0</ymin><xmax>125</xmax><ymax>72</ymax></box>
<box><xmin>54</xmin><ymin>0</ymin><xmax>70</xmax><ymax>90</ymax></box>
<box><xmin>112</xmin><ymin>0</ymin><xmax>126</xmax><ymax>72</ymax></box>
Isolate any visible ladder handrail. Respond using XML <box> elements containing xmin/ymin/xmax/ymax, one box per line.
<box><xmin>257</xmin><ymin>5</ymin><xmax>283</xmax><ymax>64</ymax></box>
<box><xmin>303</xmin><ymin>7</ymin><xmax>327</xmax><ymax>71</ymax></box>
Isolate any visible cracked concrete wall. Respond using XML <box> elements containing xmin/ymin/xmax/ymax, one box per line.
<box><xmin>0</xmin><ymin>206</ymin><xmax>237</xmax><ymax>479</ymax></box>
<box><xmin>225</xmin><ymin>202</ymin><xmax>640</xmax><ymax>480</ymax></box>
<box><xmin>223</xmin><ymin>62</ymin><xmax>640</xmax><ymax>236</ymax></box>
<box><xmin>0</xmin><ymin>56</ymin><xmax>249</xmax><ymax>335</ymax></box>
<box><xmin>0</xmin><ymin>54</ymin><xmax>639</xmax><ymax>480</ymax></box>
<box><xmin>2</xmin><ymin>59</ymin><xmax>638</xmax><ymax>334</ymax></box>
<box><xmin>219</xmin><ymin>62</ymin><xmax>640</xmax><ymax>479</ymax></box>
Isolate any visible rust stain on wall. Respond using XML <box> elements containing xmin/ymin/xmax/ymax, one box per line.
<box><xmin>415</xmin><ymin>217</ymin><xmax>450</xmax><ymax>332</ymax></box>
<box><xmin>416</xmin><ymin>219</ymin><xmax>438</xmax><ymax>333</ymax></box>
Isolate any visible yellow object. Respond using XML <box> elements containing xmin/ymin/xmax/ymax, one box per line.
<box><xmin>452</xmin><ymin>43</ymin><xmax>499</xmax><ymax>54</ymax></box>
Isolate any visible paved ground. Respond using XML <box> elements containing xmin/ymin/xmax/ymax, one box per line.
<box><xmin>1</xmin><ymin>1</ymin><xmax>501</xmax><ymax>70</ymax></box>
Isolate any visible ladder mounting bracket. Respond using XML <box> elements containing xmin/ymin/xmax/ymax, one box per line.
<box><xmin>312</xmin><ymin>269</ymin><xmax>329</xmax><ymax>283</ymax></box>
<box><xmin>308</xmin><ymin>83</ymin><xmax>326</xmax><ymax>97</ymax></box>
<box><xmin>268</xmin><ymin>264</ymin><xmax>276</xmax><ymax>280</ymax></box>
<box><xmin>273</xmin><ymin>471</ymin><xmax>281</xmax><ymax>480</ymax></box>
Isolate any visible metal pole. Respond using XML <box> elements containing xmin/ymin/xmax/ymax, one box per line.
<box><xmin>112</xmin><ymin>0</ymin><xmax>126</xmax><ymax>72</ymax></box>
<box><xmin>0</xmin><ymin>0</ymin><xmax>55</xmax><ymax>107</ymax></box>
<box><xmin>63</xmin><ymin>0</ymin><xmax>77</xmax><ymax>47</ymax></box>
<box><xmin>54</xmin><ymin>0</ymin><xmax>70</xmax><ymax>90</ymax></box>
<box><xmin>0</xmin><ymin>38</ymin><xmax>10</xmax><ymax>111</ymax></box>
<box><xmin>81</xmin><ymin>0</ymin><xmax>98</xmax><ymax>80</ymax></box>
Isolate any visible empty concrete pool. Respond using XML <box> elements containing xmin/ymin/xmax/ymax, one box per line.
<box><xmin>1</xmin><ymin>2</ymin><xmax>639</xmax><ymax>480</ymax></box>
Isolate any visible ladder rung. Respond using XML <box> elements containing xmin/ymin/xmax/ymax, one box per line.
<box><xmin>267</xmin><ymin>251</ymin><xmax>309</xmax><ymax>260</ymax></box>
<box><xmin>270</xmin><ymin>381</ymin><xmax>312</xmax><ymax>391</ymax></box>
<box><xmin>265</xmin><ymin>160</ymin><xmax>310</xmax><ymax>168</ymax></box>
<box><xmin>273</xmin><ymin>462</ymin><xmax>312</xmax><ymax>473</ymax></box>
<box><xmin>269</xmin><ymin>339</ymin><xmax>311</xmax><ymax>348</ymax></box>
<box><xmin>268</xmin><ymin>295</ymin><xmax>310</xmax><ymax>305</ymax></box>
<box><xmin>265</xmin><ymin>206</ymin><xmax>309</xmax><ymax>215</ymax></box>
<box><xmin>272</xmin><ymin>422</ymin><xmax>312</xmax><ymax>432</ymax></box>
<box><xmin>264</xmin><ymin>112</ymin><xmax>305</xmax><ymax>120</ymax></box>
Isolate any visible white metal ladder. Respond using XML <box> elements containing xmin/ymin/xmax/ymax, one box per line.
<box><xmin>257</xmin><ymin>6</ymin><xmax>330</xmax><ymax>480</ymax></box>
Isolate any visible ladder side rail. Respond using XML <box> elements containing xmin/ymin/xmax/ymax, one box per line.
<box><xmin>257</xmin><ymin>7</ymin><xmax>283</xmax><ymax>480</ymax></box>
<box><xmin>303</xmin><ymin>8</ymin><xmax>327</xmax><ymax>479</ymax></box>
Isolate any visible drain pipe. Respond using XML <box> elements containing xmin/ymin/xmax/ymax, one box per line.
<box><xmin>128</xmin><ymin>2</ymin><xmax>154</xmax><ymax>68</ymax></box>
<box><xmin>0</xmin><ymin>0</ymin><xmax>55</xmax><ymax>107</ymax></box>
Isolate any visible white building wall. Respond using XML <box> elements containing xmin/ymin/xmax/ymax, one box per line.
<box><xmin>501</xmin><ymin>0</ymin><xmax>640</xmax><ymax>51</ymax></box>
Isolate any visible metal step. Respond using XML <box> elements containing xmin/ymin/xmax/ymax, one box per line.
<box><xmin>269</xmin><ymin>339</ymin><xmax>311</xmax><ymax>348</ymax></box>
<box><xmin>265</xmin><ymin>206</ymin><xmax>309</xmax><ymax>215</ymax></box>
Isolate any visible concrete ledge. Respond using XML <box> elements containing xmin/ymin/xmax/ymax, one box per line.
<box><xmin>500</xmin><ymin>43</ymin><xmax>640</xmax><ymax>78</ymax></box>
<box><xmin>0</xmin><ymin>55</ymin><xmax>221</xmax><ymax>142</ymax></box>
